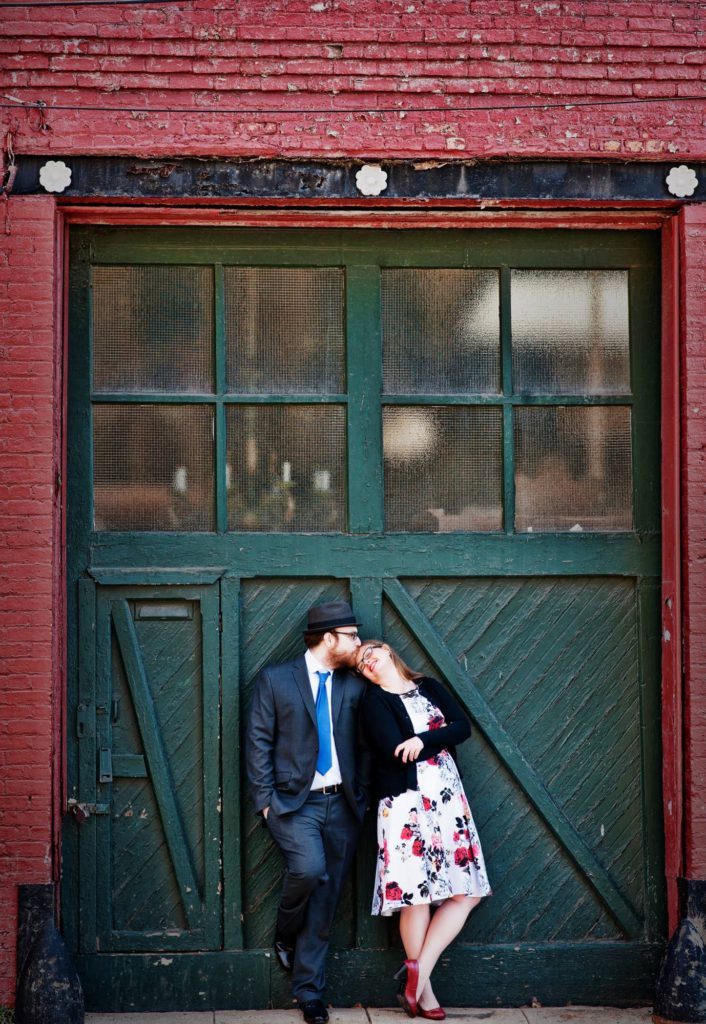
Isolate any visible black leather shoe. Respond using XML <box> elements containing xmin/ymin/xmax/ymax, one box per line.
<box><xmin>300</xmin><ymin>998</ymin><xmax>329</xmax><ymax>1024</ymax></box>
<box><xmin>273</xmin><ymin>938</ymin><xmax>294</xmax><ymax>972</ymax></box>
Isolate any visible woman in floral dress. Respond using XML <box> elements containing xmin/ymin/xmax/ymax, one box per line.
<box><xmin>357</xmin><ymin>641</ymin><xmax>491</xmax><ymax>1020</ymax></box>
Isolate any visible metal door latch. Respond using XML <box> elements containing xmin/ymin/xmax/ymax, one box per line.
<box><xmin>67</xmin><ymin>799</ymin><xmax>109</xmax><ymax>822</ymax></box>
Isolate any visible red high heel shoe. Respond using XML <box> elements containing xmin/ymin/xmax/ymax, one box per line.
<box><xmin>418</xmin><ymin>1007</ymin><xmax>446</xmax><ymax>1021</ymax></box>
<box><xmin>393</xmin><ymin>959</ymin><xmax>419</xmax><ymax>1018</ymax></box>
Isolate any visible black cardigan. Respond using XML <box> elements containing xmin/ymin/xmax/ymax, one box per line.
<box><xmin>360</xmin><ymin>676</ymin><xmax>471</xmax><ymax>800</ymax></box>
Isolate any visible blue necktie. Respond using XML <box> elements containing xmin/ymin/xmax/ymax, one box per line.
<box><xmin>315</xmin><ymin>671</ymin><xmax>332</xmax><ymax>776</ymax></box>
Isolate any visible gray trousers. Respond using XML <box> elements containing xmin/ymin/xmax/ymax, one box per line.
<box><xmin>265</xmin><ymin>790</ymin><xmax>361</xmax><ymax>1003</ymax></box>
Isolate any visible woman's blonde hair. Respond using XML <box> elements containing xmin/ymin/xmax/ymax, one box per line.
<box><xmin>358</xmin><ymin>639</ymin><xmax>424</xmax><ymax>682</ymax></box>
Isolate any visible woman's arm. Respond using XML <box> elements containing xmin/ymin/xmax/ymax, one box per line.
<box><xmin>415</xmin><ymin>678</ymin><xmax>471</xmax><ymax>755</ymax></box>
<box><xmin>361</xmin><ymin>688</ymin><xmax>411</xmax><ymax>766</ymax></box>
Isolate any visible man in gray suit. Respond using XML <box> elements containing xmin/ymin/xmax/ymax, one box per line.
<box><xmin>246</xmin><ymin>600</ymin><xmax>370</xmax><ymax>1024</ymax></box>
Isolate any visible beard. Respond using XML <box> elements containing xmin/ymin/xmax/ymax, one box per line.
<box><xmin>329</xmin><ymin>644</ymin><xmax>359</xmax><ymax>670</ymax></box>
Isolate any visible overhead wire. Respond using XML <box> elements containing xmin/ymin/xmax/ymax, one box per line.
<box><xmin>2</xmin><ymin>0</ymin><xmax>192</xmax><ymax>6</ymax></box>
<box><xmin>1</xmin><ymin>95</ymin><xmax>703</xmax><ymax>116</ymax></box>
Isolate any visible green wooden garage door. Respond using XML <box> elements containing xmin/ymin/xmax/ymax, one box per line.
<box><xmin>64</xmin><ymin>226</ymin><xmax>663</xmax><ymax>1011</ymax></box>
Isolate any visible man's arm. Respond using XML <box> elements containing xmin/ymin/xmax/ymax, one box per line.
<box><xmin>245</xmin><ymin>668</ymin><xmax>277</xmax><ymax>816</ymax></box>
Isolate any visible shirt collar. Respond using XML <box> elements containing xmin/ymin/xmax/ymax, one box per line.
<box><xmin>305</xmin><ymin>648</ymin><xmax>332</xmax><ymax>678</ymax></box>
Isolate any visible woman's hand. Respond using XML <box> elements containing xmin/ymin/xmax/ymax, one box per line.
<box><xmin>394</xmin><ymin>736</ymin><xmax>424</xmax><ymax>763</ymax></box>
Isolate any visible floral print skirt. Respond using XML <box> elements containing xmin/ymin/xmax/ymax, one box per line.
<box><xmin>372</xmin><ymin>691</ymin><xmax>492</xmax><ymax>917</ymax></box>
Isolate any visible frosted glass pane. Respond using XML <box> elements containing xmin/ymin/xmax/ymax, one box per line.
<box><xmin>225</xmin><ymin>267</ymin><xmax>345</xmax><ymax>394</ymax></box>
<box><xmin>93</xmin><ymin>266</ymin><xmax>214</xmax><ymax>393</ymax></box>
<box><xmin>94</xmin><ymin>404</ymin><xmax>214</xmax><ymax>531</ymax></box>
<box><xmin>382</xmin><ymin>269</ymin><xmax>500</xmax><ymax>394</ymax></box>
<box><xmin>384</xmin><ymin>406</ymin><xmax>503</xmax><ymax>532</ymax></box>
<box><xmin>511</xmin><ymin>270</ymin><xmax>630</xmax><ymax>395</ymax></box>
<box><xmin>228</xmin><ymin>405</ymin><xmax>346</xmax><ymax>531</ymax></box>
<box><xmin>515</xmin><ymin>406</ymin><xmax>633</xmax><ymax>532</ymax></box>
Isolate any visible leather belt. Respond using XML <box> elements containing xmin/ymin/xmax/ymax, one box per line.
<box><xmin>311</xmin><ymin>783</ymin><xmax>343</xmax><ymax>795</ymax></box>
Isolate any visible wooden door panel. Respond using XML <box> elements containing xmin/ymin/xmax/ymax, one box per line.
<box><xmin>66</xmin><ymin>226</ymin><xmax>663</xmax><ymax>1010</ymax></box>
<box><xmin>91</xmin><ymin>584</ymin><xmax>221</xmax><ymax>952</ymax></box>
<box><xmin>381</xmin><ymin>577</ymin><xmax>649</xmax><ymax>941</ymax></box>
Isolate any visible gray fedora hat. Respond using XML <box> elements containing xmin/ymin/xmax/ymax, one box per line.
<box><xmin>305</xmin><ymin>600</ymin><xmax>360</xmax><ymax>633</ymax></box>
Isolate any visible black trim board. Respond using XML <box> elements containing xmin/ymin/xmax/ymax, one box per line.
<box><xmin>13</xmin><ymin>155</ymin><xmax>706</xmax><ymax>201</ymax></box>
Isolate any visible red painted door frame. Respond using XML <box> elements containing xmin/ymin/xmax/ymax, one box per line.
<box><xmin>55</xmin><ymin>200</ymin><xmax>684</xmax><ymax>934</ymax></box>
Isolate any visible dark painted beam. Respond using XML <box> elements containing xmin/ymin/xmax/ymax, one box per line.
<box><xmin>12</xmin><ymin>155</ymin><xmax>706</xmax><ymax>202</ymax></box>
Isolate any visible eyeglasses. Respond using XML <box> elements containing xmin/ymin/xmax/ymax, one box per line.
<box><xmin>356</xmin><ymin>643</ymin><xmax>384</xmax><ymax>670</ymax></box>
<box><xmin>331</xmin><ymin>629</ymin><xmax>360</xmax><ymax>641</ymax></box>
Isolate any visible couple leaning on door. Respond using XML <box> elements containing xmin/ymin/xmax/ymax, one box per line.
<box><xmin>246</xmin><ymin>600</ymin><xmax>492</xmax><ymax>1024</ymax></box>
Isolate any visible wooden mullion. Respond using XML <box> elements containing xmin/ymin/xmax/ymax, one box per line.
<box><xmin>382</xmin><ymin>394</ymin><xmax>633</xmax><ymax>405</ymax></box>
<box><xmin>90</xmin><ymin>393</ymin><xmax>218</xmax><ymax>404</ymax></box>
<box><xmin>501</xmin><ymin>267</ymin><xmax>514</xmax><ymax>535</ymax></box>
<box><xmin>214</xmin><ymin>264</ymin><xmax>228</xmax><ymax>533</ymax></box>
<box><xmin>630</xmin><ymin>258</ymin><xmax>662</xmax><ymax>535</ymax></box>
<box><xmin>347</xmin><ymin>265</ymin><xmax>383</xmax><ymax>533</ymax></box>
<box><xmin>221</xmin><ymin>394</ymin><xmax>348</xmax><ymax>404</ymax></box>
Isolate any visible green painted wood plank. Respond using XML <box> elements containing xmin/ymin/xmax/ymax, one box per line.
<box><xmin>90</xmin><ymin>226</ymin><xmax>658</xmax><ymax>271</ymax></box>
<box><xmin>111</xmin><ymin>754</ymin><xmax>147</xmax><ymax>777</ymax></box>
<box><xmin>75</xmin><ymin>941</ymin><xmax>662</xmax><ymax>1011</ymax></box>
<box><xmin>77</xmin><ymin>578</ymin><xmax>98</xmax><ymax>955</ymax></box>
<box><xmin>637</xmin><ymin>579</ymin><xmax>666</xmax><ymax>939</ymax></box>
<box><xmin>88</xmin><ymin>569</ymin><xmax>224</xmax><ymax>585</ymax></box>
<box><xmin>111</xmin><ymin>599</ymin><xmax>202</xmax><ymax>931</ymax></box>
<box><xmin>200</xmin><ymin>585</ymin><xmax>223</xmax><ymax>947</ymax></box>
<box><xmin>383</xmin><ymin>577</ymin><xmax>643</xmax><ymax>938</ymax></box>
<box><xmin>221</xmin><ymin>575</ymin><xmax>243</xmax><ymax>948</ymax></box>
<box><xmin>348</xmin><ymin>577</ymin><xmax>387</xmax><ymax>950</ymax></box>
<box><xmin>94</xmin><ymin>592</ymin><xmax>116</xmax><ymax>946</ymax></box>
<box><xmin>89</xmin><ymin>532</ymin><xmax>661</xmax><ymax>577</ymax></box>
<box><xmin>92</xmin><ymin>392</ymin><xmax>348</xmax><ymax>404</ymax></box>
<box><xmin>347</xmin><ymin>265</ymin><xmax>384</xmax><ymax>533</ymax></box>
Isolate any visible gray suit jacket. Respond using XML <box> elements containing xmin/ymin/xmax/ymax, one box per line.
<box><xmin>246</xmin><ymin>653</ymin><xmax>370</xmax><ymax>821</ymax></box>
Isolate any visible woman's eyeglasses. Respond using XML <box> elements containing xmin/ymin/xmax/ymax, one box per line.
<box><xmin>356</xmin><ymin>643</ymin><xmax>384</xmax><ymax>671</ymax></box>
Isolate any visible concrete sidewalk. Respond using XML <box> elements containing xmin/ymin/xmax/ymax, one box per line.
<box><xmin>86</xmin><ymin>1007</ymin><xmax>654</xmax><ymax>1023</ymax></box>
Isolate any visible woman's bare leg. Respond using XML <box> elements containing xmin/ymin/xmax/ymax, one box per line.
<box><xmin>398</xmin><ymin>904</ymin><xmax>440</xmax><ymax>1008</ymax></box>
<box><xmin>415</xmin><ymin>895</ymin><xmax>481</xmax><ymax>1004</ymax></box>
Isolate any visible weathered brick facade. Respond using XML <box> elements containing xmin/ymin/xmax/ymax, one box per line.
<box><xmin>0</xmin><ymin>197</ymin><xmax>60</xmax><ymax>1002</ymax></box>
<box><xmin>1</xmin><ymin>0</ymin><xmax>705</xmax><ymax>1009</ymax></box>
<box><xmin>1</xmin><ymin>0</ymin><xmax>705</xmax><ymax>159</ymax></box>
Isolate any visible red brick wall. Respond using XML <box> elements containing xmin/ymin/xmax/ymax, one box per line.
<box><xmin>681</xmin><ymin>205</ymin><xmax>706</xmax><ymax>880</ymax></box>
<box><xmin>0</xmin><ymin>197</ymin><xmax>59</xmax><ymax>1005</ymax></box>
<box><xmin>0</xmin><ymin>0</ymin><xmax>704</xmax><ymax>160</ymax></box>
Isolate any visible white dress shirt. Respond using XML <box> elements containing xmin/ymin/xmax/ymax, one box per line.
<box><xmin>305</xmin><ymin>648</ymin><xmax>342</xmax><ymax>789</ymax></box>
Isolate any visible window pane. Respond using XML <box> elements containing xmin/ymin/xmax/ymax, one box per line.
<box><xmin>92</xmin><ymin>266</ymin><xmax>214</xmax><ymax>393</ymax></box>
<box><xmin>382</xmin><ymin>269</ymin><xmax>500</xmax><ymax>394</ymax></box>
<box><xmin>511</xmin><ymin>270</ymin><xmax>630</xmax><ymax>396</ymax></box>
<box><xmin>93</xmin><ymin>405</ymin><xmax>214</xmax><ymax>531</ymax></box>
<box><xmin>225</xmin><ymin>268</ymin><xmax>345</xmax><ymax>394</ymax></box>
<box><xmin>515</xmin><ymin>406</ymin><xmax>633</xmax><ymax>532</ymax></box>
<box><xmin>227</xmin><ymin>406</ymin><xmax>346</xmax><ymax>531</ymax></box>
<box><xmin>384</xmin><ymin>406</ymin><xmax>503</xmax><ymax>532</ymax></box>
